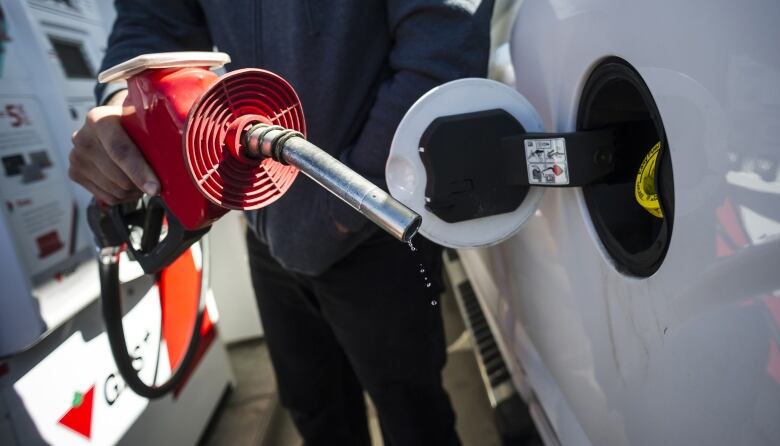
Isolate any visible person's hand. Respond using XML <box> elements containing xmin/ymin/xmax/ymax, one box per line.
<box><xmin>68</xmin><ymin>90</ymin><xmax>160</xmax><ymax>205</ymax></box>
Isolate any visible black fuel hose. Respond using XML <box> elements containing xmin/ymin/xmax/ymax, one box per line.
<box><xmin>98</xmin><ymin>239</ymin><xmax>208</xmax><ymax>399</ymax></box>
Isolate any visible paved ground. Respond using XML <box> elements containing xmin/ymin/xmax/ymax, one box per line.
<box><xmin>199</xmin><ymin>339</ymin><xmax>278</xmax><ymax>445</ymax></box>
<box><xmin>441</xmin><ymin>282</ymin><xmax>503</xmax><ymax>446</ymax></box>
<box><xmin>200</xmin><ymin>279</ymin><xmax>501</xmax><ymax>446</ymax></box>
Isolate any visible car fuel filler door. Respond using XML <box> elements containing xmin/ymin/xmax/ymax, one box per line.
<box><xmin>387</xmin><ymin>78</ymin><xmax>617</xmax><ymax>248</ymax></box>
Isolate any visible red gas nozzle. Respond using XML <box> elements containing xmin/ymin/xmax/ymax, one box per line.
<box><xmin>105</xmin><ymin>52</ymin><xmax>419</xmax><ymax>242</ymax></box>
<box><xmin>115</xmin><ymin>64</ymin><xmax>305</xmax><ymax>230</ymax></box>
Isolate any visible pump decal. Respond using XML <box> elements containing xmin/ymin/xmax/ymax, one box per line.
<box><xmin>525</xmin><ymin>138</ymin><xmax>569</xmax><ymax>185</ymax></box>
<box><xmin>0</xmin><ymin>96</ymin><xmax>83</xmax><ymax>282</ymax></box>
<box><xmin>58</xmin><ymin>385</ymin><xmax>95</xmax><ymax>439</ymax></box>
<box><xmin>12</xmin><ymin>297</ymin><xmax>160</xmax><ymax>445</ymax></box>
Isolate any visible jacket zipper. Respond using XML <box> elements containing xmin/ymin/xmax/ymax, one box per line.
<box><xmin>255</xmin><ymin>0</ymin><xmax>263</xmax><ymax>66</ymax></box>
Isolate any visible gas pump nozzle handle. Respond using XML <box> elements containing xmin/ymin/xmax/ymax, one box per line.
<box><xmin>245</xmin><ymin>125</ymin><xmax>422</xmax><ymax>243</ymax></box>
<box><xmin>87</xmin><ymin>199</ymin><xmax>123</xmax><ymax>249</ymax></box>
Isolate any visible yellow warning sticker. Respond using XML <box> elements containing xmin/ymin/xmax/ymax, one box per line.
<box><xmin>635</xmin><ymin>141</ymin><xmax>664</xmax><ymax>218</ymax></box>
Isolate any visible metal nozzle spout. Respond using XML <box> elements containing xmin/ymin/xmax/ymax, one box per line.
<box><xmin>244</xmin><ymin>125</ymin><xmax>422</xmax><ymax>243</ymax></box>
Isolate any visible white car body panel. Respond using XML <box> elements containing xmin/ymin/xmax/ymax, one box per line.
<box><xmin>460</xmin><ymin>1</ymin><xmax>780</xmax><ymax>445</ymax></box>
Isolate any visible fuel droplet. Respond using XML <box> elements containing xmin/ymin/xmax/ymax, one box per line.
<box><xmin>431</xmin><ymin>300</ymin><xmax>438</xmax><ymax>306</ymax></box>
<box><xmin>407</xmin><ymin>240</ymin><xmax>417</xmax><ymax>252</ymax></box>
<box><xmin>426</xmin><ymin>283</ymin><xmax>432</xmax><ymax>288</ymax></box>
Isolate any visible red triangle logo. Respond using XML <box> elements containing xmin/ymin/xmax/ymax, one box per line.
<box><xmin>58</xmin><ymin>385</ymin><xmax>95</xmax><ymax>439</ymax></box>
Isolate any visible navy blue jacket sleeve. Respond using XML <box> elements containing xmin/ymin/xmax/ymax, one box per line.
<box><xmin>95</xmin><ymin>0</ymin><xmax>213</xmax><ymax>104</ymax></box>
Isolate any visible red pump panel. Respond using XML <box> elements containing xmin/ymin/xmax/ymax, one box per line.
<box><xmin>157</xmin><ymin>246</ymin><xmax>215</xmax><ymax>396</ymax></box>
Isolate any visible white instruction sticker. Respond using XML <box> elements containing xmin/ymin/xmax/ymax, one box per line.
<box><xmin>525</xmin><ymin>138</ymin><xmax>569</xmax><ymax>185</ymax></box>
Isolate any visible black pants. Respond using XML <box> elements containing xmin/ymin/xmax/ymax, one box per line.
<box><xmin>246</xmin><ymin>229</ymin><xmax>459</xmax><ymax>446</ymax></box>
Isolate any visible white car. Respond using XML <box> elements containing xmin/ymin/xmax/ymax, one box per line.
<box><xmin>388</xmin><ymin>1</ymin><xmax>780</xmax><ymax>444</ymax></box>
